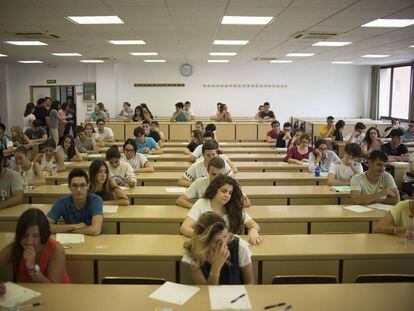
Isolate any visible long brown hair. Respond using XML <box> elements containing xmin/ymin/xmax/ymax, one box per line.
<box><xmin>88</xmin><ymin>160</ymin><xmax>113</xmax><ymax>200</ymax></box>
<box><xmin>11</xmin><ymin>126</ymin><xmax>26</xmax><ymax>145</ymax></box>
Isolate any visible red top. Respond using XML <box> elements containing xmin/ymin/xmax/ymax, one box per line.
<box><xmin>266</xmin><ymin>130</ymin><xmax>280</xmax><ymax>139</ymax></box>
<box><xmin>284</xmin><ymin>145</ymin><xmax>314</xmax><ymax>161</ymax></box>
<box><xmin>15</xmin><ymin>239</ymin><xmax>71</xmax><ymax>283</ymax></box>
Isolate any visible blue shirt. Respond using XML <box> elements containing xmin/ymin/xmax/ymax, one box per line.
<box><xmin>172</xmin><ymin>111</ymin><xmax>189</xmax><ymax>122</ymax></box>
<box><xmin>134</xmin><ymin>137</ymin><xmax>158</xmax><ymax>154</ymax></box>
<box><xmin>47</xmin><ymin>193</ymin><xmax>103</xmax><ymax>226</ymax></box>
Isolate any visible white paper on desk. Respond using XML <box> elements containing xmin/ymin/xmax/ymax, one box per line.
<box><xmin>56</xmin><ymin>233</ymin><xmax>85</xmax><ymax>244</ymax></box>
<box><xmin>165</xmin><ymin>187</ymin><xmax>186</xmax><ymax>193</ymax></box>
<box><xmin>343</xmin><ymin>205</ymin><xmax>373</xmax><ymax>213</ymax></box>
<box><xmin>103</xmin><ymin>205</ymin><xmax>118</xmax><ymax>214</ymax></box>
<box><xmin>331</xmin><ymin>185</ymin><xmax>351</xmax><ymax>192</ymax></box>
<box><xmin>119</xmin><ymin>186</ymin><xmax>129</xmax><ymax>190</ymax></box>
<box><xmin>149</xmin><ymin>281</ymin><xmax>199</xmax><ymax>305</ymax></box>
<box><xmin>0</xmin><ymin>282</ymin><xmax>41</xmax><ymax>308</ymax></box>
<box><xmin>208</xmin><ymin>285</ymin><xmax>252</xmax><ymax>310</ymax></box>
<box><xmin>64</xmin><ymin>161</ymin><xmax>74</xmax><ymax>165</ymax></box>
<box><xmin>368</xmin><ymin>203</ymin><xmax>393</xmax><ymax>211</ymax></box>
<box><xmin>88</xmin><ymin>154</ymin><xmax>102</xmax><ymax>158</ymax></box>
<box><xmin>319</xmin><ymin>172</ymin><xmax>328</xmax><ymax>177</ymax></box>
<box><xmin>146</xmin><ymin>154</ymin><xmax>160</xmax><ymax>158</ymax></box>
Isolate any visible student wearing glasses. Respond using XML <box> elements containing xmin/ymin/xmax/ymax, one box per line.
<box><xmin>47</xmin><ymin>169</ymin><xmax>103</xmax><ymax>236</ymax></box>
<box><xmin>94</xmin><ymin>119</ymin><xmax>115</xmax><ymax>143</ymax></box>
<box><xmin>133</xmin><ymin>126</ymin><xmax>162</xmax><ymax>155</ymax></box>
<box><xmin>121</xmin><ymin>139</ymin><xmax>154</xmax><ymax>173</ymax></box>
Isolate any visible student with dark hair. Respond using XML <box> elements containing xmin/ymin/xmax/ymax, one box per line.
<box><xmin>121</xmin><ymin>139</ymin><xmax>154</xmax><ymax>173</ymax></box>
<box><xmin>180</xmin><ymin>175</ymin><xmax>261</xmax><ymax>245</ymax></box>
<box><xmin>33</xmin><ymin>98</ymin><xmax>48</xmax><ymax>129</ymax></box>
<box><xmin>258</xmin><ymin>102</ymin><xmax>275</xmax><ymax>122</ymax></box>
<box><xmin>171</xmin><ymin>102</ymin><xmax>190</xmax><ymax>122</ymax></box>
<box><xmin>284</xmin><ymin>134</ymin><xmax>314</xmax><ymax>165</ymax></box>
<box><xmin>213</xmin><ymin>104</ymin><xmax>232</xmax><ymax>122</ymax></box>
<box><xmin>195</xmin><ymin>121</ymin><xmax>204</xmax><ymax>133</ymax></box>
<box><xmin>132</xmin><ymin>105</ymin><xmax>145</xmax><ymax>122</ymax></box>
<box><xmin>254</xmin><ymin>105</ymin><xmax>264</xmax><ymax>120</ymax></box>
<box><xmin>380</xmin><ymin>129</ymin><xmax>409</xmax><ymax>162</ymax></box>
<box><xmin>320</xmin><ymin>116</ymin><xmax>335</xmax><ymax>138</ymax></box>
<box><xmin>47</xmin><ymin>168</ymin><xmax>103</xmax><ymax>235</ymax></box>
<box><xmin>24</xmin><ymin>119</ymin><xmax>47</xmax><ymax>146</ymax></box>
<box><xmin>333</xmin><ymin>120</ymin><xmax>345</xmax><ymax>141</ymax></box>
<box><xmin>383</xmin><ymin>118</ymin><xmax>403</xmax><ymax>138</ymax></box>
<box><xmin>182</xmin><ymin>212</ymin><xmax>254</xmax><ymax>285</ymax></box>
<box><xmin>84</xmin><ymin>123</ymin><xmax>99</xmax><ymax>147</ymax></box>
<box><xmin>184</xmin><ymin>101</ymin><xmax>195</xmax><ymax>121</ymax></box>
<box><xmin>23</xmin><ymin>102</ymin><xmax>36</xmax><ymax>131</ymax></box>
<box><xmin>0</xmin><ymin>123</ymin><xmax>13</xmax><ymax>157</ymax></box>
<box><xmin>150</xmin><ymin>121</ymin><xmax>165</xmax><ymax>146</ymax></box>
<box><xmin>133</xmin><ymin>126</ymin><xmax>162</xmax><ymax>154</ymax></box>
<box><xmin>308</xmin><ymin>139</ymin><xmax>340</xmax><ymax>173</ymax></box>
<box><xmin>89</xmin><ymin>160</ymin><xmax>129</xmax><ymax>206</ymax></box>
<box><xmin>13</xmin><ymin>146</ymin><xmax>45</xmax><ymax>186</ymax></box>
<box><xmin>189</xmin><ymin>130</ymin><xmax>216</xmax><ymax>161</ymax></box>
<box><xmin>350</xmin><ymin>151</ymin><xmax>400</xmax><ymax>205</ymax></box>
<box><xmin>184</xmin><ymin>130</ymin><xmax>203</xmax><ymax>155</ymax></box>
<box><xmin>118</xmin><ymin>102</ymin><xmax>133</xmax><ymax>119</ymax></box>
<box><xmin>142</xmin><ymin>120</ymin><xmax>161</xmax><ymax>143</ymax></box>
<box><xmin>205</xmin><ymin>123</ymin><xmax>216</xmax><ymax>133</ymax></box>
<box><xmin>345</xmin><ymin>122</ymin><xmax>366</xmax><ymax>145</ymax></box>
<box><xmin>287</xmin><ymin>128</ymin><xmax>303</xmax><ymax>150</ymax></box>
<box><xmin>85</xmin><ymin>105</ymin><xmax>108</xmax><ymax>123</ymax></box>
<box><xmin>140</xmin><ymin>103</ymin><xmax>154</xmax><ymax>120</ymax></box>
<box><xmin>328</xmin><ymin>143</ymin><xmax>363</xmax><ymax>186</ymax></box>
<box><xmin>361</xmin><ymin>127</ymin><xmax>382</xmax><ymax>159</ymax></box>
<box><xmin>33</xmin><ymin>138</ymin><xmax>66</xmax><ymax>173</ymax></box>
<box><xmin>266</xmin><ymin>120</ymin><xmax>281</xmax><ymax>143</ymax></box>
<box><xmin>56</xmin><ymin>135</ymin><xmax>82</xmax><ymax>162</ymax></box>
<box><xmin>0</xmin><ymin>150</ymin><xmax>23</xmax><ymax>210</ymax></box>
<box><xmin>94</xmin><ymin>119</ymin><xmax>114</xmax><ymax>143</ymax></box>
<box><xmin>0</xmin><ymin>208</ymin><xmax>71</xmax><ymax>283</ymax></box>
<box><xmin>74</xmin><ymin>126</ymin><xmax>98</xmax><ymax>153</ymax></box>
<box><xmin>106</xmin><ymin>146</ymin><xmax>136</xmax><ymax>187</ymax></box>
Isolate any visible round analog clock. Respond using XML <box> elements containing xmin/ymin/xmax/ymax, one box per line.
<box><xmin>180</xmin><ymin>63</ymin><xmax>192</xmax><ymax>76</ymax></box>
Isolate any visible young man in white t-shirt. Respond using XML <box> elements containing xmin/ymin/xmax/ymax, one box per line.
<box><xmin>350</xmin><ymin>150</ymin><xmax>400</xmax><ymax>205</ymax></box>
<box><xmin>105</xmin><ymin>146</ymin><xmax>136</xmax><ymax>188</ymax></box>
<box><xmin>190</xmin><ymin>131</ymin><xmax>215</xmax><ymax>162</ymax></box>
<box><xmin>178</xmin><ymin>140</ymin><xmax>233</xmax><ymax>187</ymax></box>
<box><xmin>328</xmin><ymin>143</ymin><xmax>363</xmax><ymax>186</ymax></box>
<box><xmin>94</xmin><ymin>119</ymin><xmax>115</xmax><ymax>143</ymax></box>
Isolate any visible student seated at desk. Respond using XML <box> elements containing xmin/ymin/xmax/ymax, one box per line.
<box><xmin>171</xmin><ymin>102</ymin><xmax>190</xmax><ymax>122</ymax></box>
<box><xmin>268</xmin><ymin>122</ymin><xmax>292</xmax><ymax>147</ymax></box>
<box><xmin>184</xmin><ymin>101</ymin><xmax>195</xmax><ymax>121</ymax></box>
<box><xmin>190</xmin><ymin>131</ymin><xmax>215</xmax><ymax>161</ymax></box>
<box><xmin>284</xmin><ymin>134</ymin><xmax>314</xmax><ymax>165</ymax></box>
<box><xmin>361</xmin><ymin>127</ymin><xmax>382</xmax><ymax>159</ymax></box>
<box><xmin>142</xmin><ymin>120</ymin><xmax>162</xmax><ymax>147</ymax></box>
<box><xmin>383</xmin><ymin>118</ymin><xmax>404</xmax><ymax>138</ymax></box>
<box><xmin>106</xmin><ymin>146</ymin><xmax>137</xmax><ymax>188</ymax></box>
<box><xmin>374</xmin><ymin>199</ymin><xmax>413</xmax><ymax>235</ymax></box>
<box><xmin>150</xmin><ymin>121</ymin><xmax>165</xmax><ymax>146</ymax></box>
<box><xmin>328</xmin><ymin>143</ymin><xmax>363</xmax><ymax>186</ymax></box>
<box><xmin>333</xmin><ymin>119</ymin><xmax>345</xmax><ymax>141</ymax></box>
<box><xmin>89</xmin><ymin>160</ymin><xmax>129</xmax><ymax>206</ymax></box>
<box><xmin>213</xmin><ymin>103</ymin><xmax>232</xmax><ymax>122</ymax></box>
<box><xmin>24</xmin><ymin>119</ymin><xmax>47</xmax><ymax>147</ymax></box>
<box><xmin>47</xmin><ymin>169</ymin><xmax>103</xmax><ymax>235</ymax></box>
<box><xmin>0</xmin><ymin>208</ymin><xmax>70</xmax><ymax>284</ymax></box>
<box><xmin>0</xmin><ymin>150</ymin><xmax>23</xmax><ymax>210</ymax></box>
<box><xmin>84</xmin><ymin>122</ymin><xmax>100</xmax><ymax>145</ymax></box>
<box><xmin>133</xmin><ymin>126</ymin><xmax>162</xmax><ymax>155</ymax></box>
<box><xmin>85</xmin><ymin>105</ymin><xmax>108</xmax><ymax>123</ymax></box>
<box><xmin>56</xmin><ymin>135</ymin><xmax>82</xmax><ymax>162</ymax></box>
<box><xmin>74</xmin><ymin>125</ymin><xmax>98</xmax><ymax>153</ymax></box>
<box><xmin>121</xmin><ymin>139</ymin><xmax>154</xmax><ymax>173</ymax></box>
<box><xmin>177</xmin><ymin>157</ymin><xmax>250</xmax><ymax>209</ymax></box>
<box><xmin>258</xmin><ymin>102</ymin><xmax>275</xmax><ymax>122</ymax></box>
<box><xmin>11</xmin><ymin>125</ymin><xmax>33</xmax><ymax>149</ymax></box>
<box><xmin>266</xmin><ymin>120</ymin><xmax>282</xmax><ymax>143</ymax></box>
<box><xmin>380</xmin><ymin>129</ymin><xmax>409</xmax><ymax>162</ymax></box>
<box><xmin>287</xmin><ymin>128</ymin><xmax>302</xmax><ymax>150</ymax></box>
<box><xmin>344</xmin><ymin>122</ymin><xmax>366</xmax><ymax>145</ymax></box>
<box><xmin>33</xmin><ymin>139</ymin><xmax>66</xmax><ymax>173</ymax></box>
<box><xmin>402</xmin><ymin>152</ymin><xmax>414</xmax><ymax>196</ymax></box>
<box><xmin>178</xmin><ymin>141</ymin><xmax>233</xmax><ymax>187</ymax></box>
<box><xmin>0</xmin><ymin>123</ymin><xmax>13</xmax><ymax>158</ymax></box>
<box><xmin>182</xmin><ymin>212</ymin><xmax>254</xmax><ymax>285</ymax></box>
<box><xmin>320</xmin><ymin>116</ymin><xmax>335</xmax><ymax>139</ymax></box>
<box><xmin>184</xmin><ymin>130</ymin><xmax>203</xmax><ymax>155</ymax></box>
<box><xmin>350</xmin><ymin>150</ymin><xmax>400</xmax><ymax>205</ymax></box>
<box><xmin>309</xmin><ymin>139</ymin><xmax>341</xmax><ymax>173</ymax></box>
<box><xmin>132</xmin><ymin>105</ymin><xmax>147</xmax><ymax>122</ymax></box>
<box><xmin>180</xmin><ymin>175</ymin><xmax>261</xmax><ymax>245</ymax></box>
<box><xmin>13</xmin><ymin>146</ymin><xmax>45</xmax><ymax>186</ymax></box>
<box><xmin>118</xmin><ymin>101</ymin><xmax>133</xmax><ymax>120</ymax></box>
<box><xmin>195</xmin><ymin>121</ymin><xmax>204</xmax><ymax>133</ymax></box>
<box><xmin>254</xmin><ymin>105</ymin><xmax>264</xmax><ymax>120</ymax></box>
<box><xmin>140</xmin><ymin>103</ymin><xmax>154</xmax><ymax>121</ymax></box>
<box><xmin>94</xmin><ymin>119</ymin><xmax>115</xmax><ymax>143</ymax></box>
<box><xmin>403</xmin><ymin>120</ymin><xmax>414</xmax><ymax>142</ymax></box>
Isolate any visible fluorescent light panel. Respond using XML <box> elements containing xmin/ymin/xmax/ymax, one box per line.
<box><xmin>210</xmin><ymin>52</ymin><xmax>237</xmax><ymax>56</ymax></box>
<box><xmin>312</xmin><ymin>41</ymin><xmax>351</xmax><ymax>47</ymax></box>
<box><xmin>221</xmin><ymin>16</ymin><xmax>273</xmax><ymax>25</ymax></box>
<box><xmin>270</xmin><ymin>60</ymin><xmax>292</xmax><ymax>63</ymax></box>
<box><xmin>214</xmin><ymin>40</ymin><xmax>248</xmax><ymax>45</ymax></box>
<box><xmin>130</xmin><ymin>52</ymin><xmax>158</xmax><ymax>56</ymax></box>
<box><xmin>410</xmin><ymin>45</ymin><xmax>414</xmax><ymax>48</ymax></box>
<box><xmin>361</xmin><ymin>19</ymin><xmax>414</xmax><ymax>28</ymax></box>
<box><xmin>109</xmin><ymin>40</ymin><xmax>145</xmax><ymax>45</ymax></box>
<box><xmin>144</xmin><ymin>60</ymin><xmax>166</xmax><ymax>62</ymax></box>
<box><xmin>361</xmin><ymin>54</ymin><xmax>390</xmax><ymax>58</ymax></box>
<box><xmin>67</xmin><ymin>16</ymin><xmax>123</xmax><ymax>24</ymax></box>
<box><xmin>81</xmin><ymin>60</ymin><xmax>104</xmax><ymax>63</ymax></box>
<box><xmin>6</xmin><ymin>41</ymin><xmax>47</xmax><ymax>46</ymax></box>
<box><xmin>208</xmin><ymin>60</ymin><xmax>229</xmax><ymax>63</ymax></box>
<box><xmin>286</xmin><ymin>53</ymin><xmax>314</xmax><ymax>57</ymax></box>
<box><xmin>0</xmin><ymin>54</ymin><xmax>7</xmax><ymax>57</ymax></box>
<box><xmin>332</xmin><ymin>61</ymin><xmax>353</xmax><ymax>64</ymax></box>
<box><xmin>18</xmin><ymin>60</ymin><xmax>43</xmax><ymax>63</ymax></box>
<box><xmin>51</xmin><ymin>53</ymin><xmax>82</xmax><ymax>56</ymax></box>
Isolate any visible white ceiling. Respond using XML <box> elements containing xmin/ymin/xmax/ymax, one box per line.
<box><xmin>0</xmin><ymin>0</ymin><xmax>413</xmax><ymax>65</ymax></box>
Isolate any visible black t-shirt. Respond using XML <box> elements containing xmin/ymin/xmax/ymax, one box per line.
<box><xmin>186</xmin><ymin>142</ymin><xmax>200</xmax><ymax>152</ymax></box>
<box><xmin>333</xmin><ymin>129</ymin><xmax>343</xmax><ymax>141</ymax></box>
<box><xmin>24</xmin><ymin>128</ymin><xmax>46</xmax><ymax>139</ymax></box>
<box><xmin>146</xmin><ymin>130</ymin><xmax>161</xmax><ymax>142</ymax></box>
<box><xmin>380</xmin><ymin>142</ymin><xmax>408</xmax><ymax>156</ymax></box>
<box><xmin>275</xmin><ymin>132</ymin><xmax>288</xmax><ymax>148</ymax></box>
<box><xmin>259</xmin><ymin>110</ymin><xmax>275</xmax><ymax>120</ymax></box>
<box><xmin>33</xmin><ymin>106</ymin><xmax>48</xmax><ymax>126</ymax></box>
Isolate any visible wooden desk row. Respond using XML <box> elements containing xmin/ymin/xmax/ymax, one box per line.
<box><xmin>100</xmin><ymin>146</ymin><xmax>285</xmax><ymax>154</ymax></box>
<box><xmin>0</xmin><ymin>204</ymin><xmax>385</xmax><ymax>235</ymax></box>
<box><xmin>19</xmin><ymin>283</ymin><xmax>413</xmax><ymax>311</ymax></box>
<box><xmin>0</xmin><ymin>233</ymin><xmax>412</xmax><ymax>284</ymax></box>
<box><xmin>46</xmin><ymin>171</ymin><xmax>326</xmax><ymax>187</ymax></box>
<box><xmin>24</xmin><ymin>185</ymin><xmax>351</xmax><ymax>205</ymax></box>
<box><xmin>107</xmin><ymin>141</ymin><xmax>274</xmax><ymax>148</ymax></box>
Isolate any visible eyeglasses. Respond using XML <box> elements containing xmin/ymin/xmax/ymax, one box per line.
<box><xmin>97</xmin><ymin>123</ymin><xmax>104</xmax><ymax>126</ymax></box>
<box><xmin>124</xmin><ymin>148</ymin><xmax>135</xmax><ymax>153</ymax></box>
<box><xmin>70</xmin><ymin>184</ymin><xmax>88</xmax><ymax>190</ymax></box>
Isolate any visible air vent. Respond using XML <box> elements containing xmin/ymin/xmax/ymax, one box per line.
<box><xmin>292</xmin><ymin>31</ymin><xmax>340</xmax><ymax>40</ymax></box>
<box><xmin>13</xmin><ymin>32</ymin><xmax>60</xmax><ymax>39</ymax></box>
<box><xmin>254</xmin><ymin>57</ymin><xmax>278</xmax><ymax>62</ymax></box>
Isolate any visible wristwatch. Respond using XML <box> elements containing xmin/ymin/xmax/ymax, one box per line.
<box><xmin>27</xmin><ymin>264</ymin><xmax>40</xmax><ymax>275</ymax></box>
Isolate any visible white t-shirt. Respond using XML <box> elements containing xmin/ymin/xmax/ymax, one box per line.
<box><xmin>23</xmin><ymin>114</ymin><xmax>36</xmax><ymax>131</ymax></box>
<box><xmin>344</xmin><ymin>133</ymin><xmax>366</xmax><ymax>145</ymax></box>
<box><xmin>107</xmin><ymin>160</ymin><xmax>136</xmax><ymax>187</ymax></box>
<box><xmin>350</xmin><ymin>172</ymin><xmax>397</xmax><ymax>197</ymax></box>
<box><xmin>184</xmin><ymin>159</ymin><xmax>233</xmax><ymax>182</ymax></box>
<box><xmin>184</xmin><ymin>176</ymin><xmax>210</xmax><ymax>199</ymax></box>
<box><xmin>191</xmin><ymin>144</ymin><xmax>203</xmax><ymax>159</ymax></box>
<box><xmin>403</xmin><ymin>152</ymin><xmax>414</xmax><ymax>182</ymax></box>
<box><xmin>94</xmin><ymin>127</ymin><xmax>114</xmax><ymax>142</ymax></box>
<box><xmin>328</xmin><ymin>162</ymin><xmax>363</xmax><ymax>182</ymax></box>
<box><xmin>121</xmin><ymin>153</ymin><xmax>148</xmax><ymax>170</ymax></box>
<box><xmin>182</xmin><ymin>235</ymin><xmax>252</xmax><ymax>268</ymax></box>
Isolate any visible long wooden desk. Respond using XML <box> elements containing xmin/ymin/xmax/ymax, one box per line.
<box><xmin>106</xmin><ymin>141</ymin><xmax>274</xmax><ymax>148</ymax></box>
<box><xmin>24</xmin><ymin>185</ymin><xmax>351</xmax><ymax>205</ymax></box>
<box><xmin>0</xmin><ymin>233</ymin><xmax>413</xmax><ymax>284</ymax></box>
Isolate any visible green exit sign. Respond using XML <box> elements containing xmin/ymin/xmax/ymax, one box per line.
<box><xmin>47</xmin><ymin>79</ymin><xmax>56</xmax><ymax>84</ymax></box>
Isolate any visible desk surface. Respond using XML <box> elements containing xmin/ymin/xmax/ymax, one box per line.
<box><xmin>106</xmin><ymin>141</ymin><xmax>274</xmax><ymax>147</ymax></box>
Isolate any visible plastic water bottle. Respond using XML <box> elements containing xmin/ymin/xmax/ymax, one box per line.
<box><xmin>21</xmin><ymin>171</ymin><xmax>28</xmax><ymax>191</ymax></box>
<box><xmin>314</xmin><ymin>164</ymin><xmax>320</xmax><ymax>177</ymax></box>
<box><xmin>51</xmin><ymin>162</ymin><xmax>57</xmax><ymax>176</ymax></box>
<box><xmin>405</xmin><ymin>215</ymin><xmax>414</xmax><ymax>245</ymax></box>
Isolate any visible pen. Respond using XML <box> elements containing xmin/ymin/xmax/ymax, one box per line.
<box><xmin>19</xmin><ymin>302</ymin><xmax>44</xmax><ymax>310</ymax></box>
<box><xmin>264</xmin><ymin>302</ymin><xmax>286</xmax><ymax>309</ymax></box>
<box><xmin>230</xmin><ymin>293</ymin><xmax>246</xmax><ymax>303</ymax></box>
<box><xmin>284</xmin><ymin>305</ymin><xmax>292</xmax><ymax>311</ymax></box>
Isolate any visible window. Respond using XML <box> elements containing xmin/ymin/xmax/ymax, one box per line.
<box><xmin>378</xmin><ymin>63</ymin><xmax>413</xmax><ymax>120</ymax></box>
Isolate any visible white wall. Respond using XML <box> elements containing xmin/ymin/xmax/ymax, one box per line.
<box><xmin>4</xmin><ymin>61</ymin><xmax>371</xmax><ymax>129</ymax></box>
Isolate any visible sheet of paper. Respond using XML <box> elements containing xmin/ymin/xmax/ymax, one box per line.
<box><xmin>331</xmin><ymin>185</ymin><xmax>351</xmax><ymax>192</ymax></box>
<box><xmin>119</xmin><ymin>186</ymin><xmax>129</xmax><ymax>190</ymax></box>
<box><xmin>0</xmin><ymin>282</ymin><xmax>41</xmax><ymax>308</ymax></box>
<box><xmin>208</xmin><ymin>285</ymin><xmax>252</xmax><ymax>310</ymax></box>
<box><xmin>56</xmin><ymin>233</ymin><xmax>85</xmax><ymax>244</ymax></box>
<box><xmin>88</xmin><ymin>154</ymin><xmax>102</xmax><ymax>158</ymax></box>
<box><xmin>146</xmin><ymin>154</ymin><xmax>160</xmax><ymax>158</ymax></box>
<box><xmin>103</xmin><ymin>205</ymin><xmax>119</xmax><ymax>214</ymax></box>
<box><xmin>64</xmin><ymin>161</ymin><xmax>74</xmax><ymax>165</ymax></box>
<box><xmin>165</xmin><ymin>187</ymin><xmax>186</xmax><ymax>193</ymax></box>
<box><xmin>149</xmin><ymin>281</ymin><xmax>199</xmax><ymax>305</ymax></box>
<box><xmin>368</xmin><ymin>203</ymin><xmax>394</xmax><ymax>211</ymax></box>
<box><xmin>343</xmin><ymin>205</ymin><xmax>373</xmax><ymax>213</ymax></box>
<box><xmin>319</xmin><ymin>172</ymin><xmax>328</xmax><ymax>177</ymax></box>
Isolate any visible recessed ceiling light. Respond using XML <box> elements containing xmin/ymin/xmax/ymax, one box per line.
<box><xmin>286</xmin><ymin>53</ymin><xmax>315</xmax><ymax>57</ymax></box>
<box><xmin>18</xmin><ymin>60</ymin><xmax>43</xmax><ymax>63</ymax></box>
<box><xmin>67</xmin><ymin>16</ymin><xmax>124</xmax><ymax>24</ymax></box>
<box><xmin>208</xmin><ymin>60</ymin><xmax>229</xmax><ymax>63</ymax></box>
<box><xmin>332</xmin><ymin>61</ymin><xmax>354</xmax><ymax>64</ymax></box>
<box><xmin>6</xmin><ymin>41</ymin><xmax>47</xmax><ymax>46</ymax></box>
<box><xmin>51</xmin><ymin>53</ymin><xmax>82</xmax><ymax>56</ymax></box>
<box><xmin>109</xmin><ymin>40</ymin><xmax>145</xmax><ymax>45</ymax></box>
<box><xmin>130</xmin><ymin>52</ymin><xmax>158</xmax><ymax>56</ymax></box>
<box><xmin>312</xmin><ymin>41</ymin><xmax>352</xmax><ymax>47</ymax></box>
<box><xmin>214</xmin><ymin>40</ymin><xmax>248</xmax><ymax>45</ymax></box>
<box><xmin>361</xmin><ymin>54</ymin><xmax>390</xmax><ymax>58</ymax></box>
<box><xmin>143</xmin><ymin>59</ymin><xmax>166</xmax><ymax>63</ymax></box>
<box><xmin>221</xmin><ymin>16</ymin><xmax>273</xmax><ymax>25</ymax></box>
<box><xmin>361</xmin><ymin>19</ymin><xmax>414</xmax><ymax>28</ymax></box>
<box><xmin>80</xmin><ymin>60</ymin><xmax>104</xmax><ymax>63</ymax></box>
<box><xmin>410</xmin><ymin>45</ymin><xmax>414</xmax><ymax>48</ymax></box>
<box><xmin>0</xmin><ymin>54</ymin><xmax>7</xmax><ymax>57</ymax></box>
<box><xmin>210</xmin><ymin>52</ymin><xmax>237</xmax><ymax>56</ymax></box>
<box><xmin>270</xmin><ymin>60</ymin><xmax>292</xmax><ymax>63</ymax></box>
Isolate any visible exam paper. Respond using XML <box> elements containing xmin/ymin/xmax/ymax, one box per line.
<box><xmin>119</xmin><ymin>186</ymin><xmax>129</xmax><ymax>190</ymax></box>
<box><xmin>88</xmin><ymin>154</ymin><xmax>102</xmax><ymax>158</ymax></box>
<box><xmin>149</xmin><ymin>282</ymin><xmax>199</xmax><ymax>305</ymax></box>
<box><xmin>56</xmin><ymin>233</ymin><xmax>85</xmax><ymax>244</ymax></box>
<box><xmin>208</xmin><ymin>285</ymin><xmax>252</xmax><ymax>310</ymax></box>
<box><xmin>331</xmin><ymin>185</ymin><xmax>351</xmax><ymax>192</ymax></box>
<box><xmin>319</xmin><ymin>172</ymin><xmax>328</xmax><ymax>177</ymax></box>
<box><xmin>165</xmin><ymin>187</ymin><xmax>186</xmax><ymax>193</ymax></box>
<box><xmin>368</xmin><ymin>203</ymin><xmax>393</xmax><ymax>211</ymax></box>
<box><xmin>146</xmin><ymin>154</ymin><xmax>160</xmax><ymax>158</ymax></box>
<box><xmin>343</xmin><ymin>205</ymin><xmax>373</xmax><ymax>213</ymax></box>
<box><xmin>0</xmin><ymin>282</ymin><xmax>41</xmax><ymax>308</ymax></box>
<box><xmin>103</xmin><ymin>205</ymin><xmax>119</xmax><ymax>214</ymax></box>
